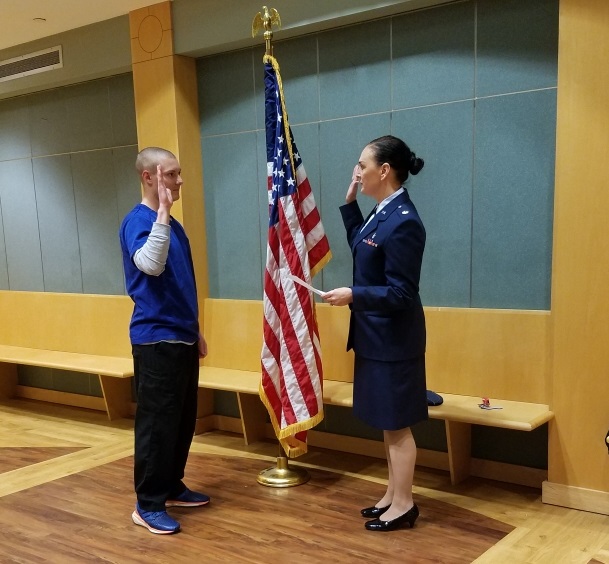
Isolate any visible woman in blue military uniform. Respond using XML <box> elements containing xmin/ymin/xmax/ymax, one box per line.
<box><xmin>323</xmin><ymin>135</ymin><xmax>427</xmax><ymax>532</ymax></box>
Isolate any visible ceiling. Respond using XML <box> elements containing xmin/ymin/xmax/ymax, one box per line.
<box><xmin>0</xmin><ymin>0</ymin><xmax>167</xmax><ymax>53</ymax></box>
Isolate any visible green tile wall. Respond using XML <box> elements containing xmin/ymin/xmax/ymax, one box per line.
<box><xmin>0</xmin><ymin>74</ymin><xmax>140</xmax><ymax>295</ymax></box>
<box><xmin>198</xmin><ymin>0</ymin><xmax>558</xmax><ymax>311</ymax></box>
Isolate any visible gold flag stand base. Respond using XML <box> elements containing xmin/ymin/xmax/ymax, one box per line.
<box><xmin>257</xmin><ymin>454</ymin><xmax>310</xmax><ymax>487</ymax></box>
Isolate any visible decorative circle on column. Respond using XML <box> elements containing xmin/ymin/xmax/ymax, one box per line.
<box><xmin>138</xmin><ymin>15</ymin><xmax>163</xmax><ymax>53</ymax></box>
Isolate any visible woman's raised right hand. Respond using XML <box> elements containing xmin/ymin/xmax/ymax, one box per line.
<box><xmin>346</xmin><ymin>164</ymin><xmax>361</xmax><ymax>203</ymax></box>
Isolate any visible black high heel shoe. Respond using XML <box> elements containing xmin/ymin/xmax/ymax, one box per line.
<box><xmin>364</xmin><ymin>504</ymin><xmax>419</xmax><ymax>532</ymax></box>
<box><xmin>360</xmin><ymin>504</ymin><xmax>391</xmax><ymax>518</ymax></box>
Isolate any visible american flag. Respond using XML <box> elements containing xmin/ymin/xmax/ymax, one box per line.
<box><xmin>259</xmin><ymin>55</ymin><xmax>332</xmax><ymax>458</ymax></box>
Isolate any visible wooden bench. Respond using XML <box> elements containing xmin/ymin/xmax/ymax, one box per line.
<box><xmin>197</xmin><ymin>365</ymin><xmax>554</xmax><ymax>485</ymax></box>
<box><xmin>0</xmin><ymin>344</ymin><xmax>134</xmax><ymax>421</ymax></box>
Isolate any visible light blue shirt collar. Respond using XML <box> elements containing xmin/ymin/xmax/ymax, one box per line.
<box><xmin>376</xmin><ymin>186</ymin><xmax>404</xmax><ymax>215</ymax></box>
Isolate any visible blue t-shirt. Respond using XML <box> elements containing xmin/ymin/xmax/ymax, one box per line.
<box><xmin>119</xmin><ymin>204</ymin><xmax>199</xmax><ymax>345</ymax></box>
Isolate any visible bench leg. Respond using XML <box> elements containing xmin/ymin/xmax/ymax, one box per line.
<box><xmin>445</xmin><ymin>420</ymin><xmax>472</xmax><ymax>485</ymax></box>
<box><xmin>99</xmin><ymin>375</ymin><xmax>132</xmax><ymax>420</ymax></box>
<box><xmin>0</xmin><ymin>362</ymin><xmax>17</xmax><ymax>399</ymax></box>
<box><xmin>237</xmin><ymin>393</ymin><xmax>268</xmax><ymax>445</ymax></box>
<box><xmin>195</xmin><ymin>387</ymin><xmax>214</xmax><ymax>435</ymax></box>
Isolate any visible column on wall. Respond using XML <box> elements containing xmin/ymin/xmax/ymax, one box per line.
<box><xmin>544</xmin><ymin>0</ymin><xmax>609</xmax><ymax>515</ymax></box>
<box><xmin>129</xmin><ymin>1</ymin><xmax>208</xmax><ymax>303</ymax></box>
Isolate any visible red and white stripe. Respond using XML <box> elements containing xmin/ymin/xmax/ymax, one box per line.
<box><xmin>261</xmin><ymin>159</ymin><xmax>330</xmax><ymax>456</ymax></box>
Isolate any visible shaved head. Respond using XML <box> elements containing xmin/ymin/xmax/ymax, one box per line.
<box><xmin>136</xmin><ymin>147</ymin><xmax>177</xmax><ymax>175</ymax></box>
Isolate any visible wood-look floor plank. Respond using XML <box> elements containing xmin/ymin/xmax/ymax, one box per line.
<box><xmin>0</xmin><ymin>441</ymin><xmax>135</xmax><ymax>497</ymax></box>
<box><xmin>1</xmin><ymin>399</ymin><xmax>609</xmax><ymax>564</ymax></box>
<box><xmin>590</xmin><ymin>537</ymin><xmax>609</xmax><ymax>564</ymax></box>
<box><xmin>0</xmin><ymin>447</ymin><xmax>86</xmax><ymax>473</ymax></box>
<box><xmin>0</xmin><ymin>454</ymin><xmax>512</xmax><ymax>564</ymax></box>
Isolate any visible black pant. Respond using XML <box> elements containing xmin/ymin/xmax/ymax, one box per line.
<box><xmin>133</xmin><ymin>342</ymin><xmax>199</xmax><ymax>511</ymax></box>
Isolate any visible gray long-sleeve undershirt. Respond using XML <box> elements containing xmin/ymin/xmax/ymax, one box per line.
<box><xmin>133</xmin><ymin>222</ymin><xmax>170</xmax><ymax>276</ymax></box>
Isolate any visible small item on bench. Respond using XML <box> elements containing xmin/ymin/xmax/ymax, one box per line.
<box><xmin>479</xmin><ymin>397</ymin><xmax>503</xmax><ymax>410</ymax></box>
<box><xmin>426</xmin><ymin>390</ymin><xmax>443</xmax><ymax>406</ymax></box>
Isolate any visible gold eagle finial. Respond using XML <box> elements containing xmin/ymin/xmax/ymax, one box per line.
<box><xmin>252</xmin><ymin>6</ymin><xmax>281</xmax><ymax>55</ymax></box>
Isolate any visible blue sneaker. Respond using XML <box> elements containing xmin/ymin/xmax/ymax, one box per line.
<box><xmin>166</xmin><ymin>488</ymin><xmax>210</xmax><ymax>507</ymax></box>
<box><xmin>132</xmin><ymin>504</ymin><xmax>180</xmax><ymax>534</ymax></box>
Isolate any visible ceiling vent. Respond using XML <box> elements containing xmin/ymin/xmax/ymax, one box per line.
<box><xmin>0</xmin><ymin>46</ymin><xmax>63</xmax><ymax>83</ymax></box>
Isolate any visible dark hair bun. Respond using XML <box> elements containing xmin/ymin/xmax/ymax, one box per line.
<box><xmin>409</xmin><ymin>154</ymin><xmax>424</xmax><ymax>176</ymax></box>
<box><xmin>410</xmin><ymin>157</ymin><xmax>425</xmax><ymax>174</ymax></box>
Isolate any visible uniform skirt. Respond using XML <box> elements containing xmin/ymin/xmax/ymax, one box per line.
<box><xmin>352</xmin><ymin>354</ymin><xmax>428</xmax><ymax>431</ymax></box>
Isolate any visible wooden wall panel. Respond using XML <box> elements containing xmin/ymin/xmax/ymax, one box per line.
<box><xmin>425</xmin><ymin>308</ymin><xmax>550</xmax><ymax>403</ymax></box>
<box><xmin>173</xmin><ymin>54</ymin><xmax>209</xmax><ymax>302</ymax></box>
<box><xmin>202</xmin><ymin>299</ymin><xmax>263</xmax><ymax>372</ymax></box>
<box><xmin>547</xmin><ymin>0</ymin><xmax>609</xmax><ymax>496</ymax></box>
<box><xmin>0</xmin><ymin>291</ymin><xmax>132</xmax><ymax>357</ymax></box>
<box><xmin>202</xmin><ymin>298</ymin><xmax>549</xmax><ymax>403</ymax></box>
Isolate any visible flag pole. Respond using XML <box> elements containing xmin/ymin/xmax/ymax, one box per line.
<box><xmin>257</xmin><ymin>442</ymin><xmax>310</xmax><ymax>487</ymax></box>
<box><xmin>253</xmin><ymin>6</ymin><xmax>310</xmax><ymax>487</ymax></box>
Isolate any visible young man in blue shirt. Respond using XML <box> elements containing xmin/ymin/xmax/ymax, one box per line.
<box><xmin>120</xmin><ymin>147</ymin><xmax>209</xmax><ymax>534</ymax></box>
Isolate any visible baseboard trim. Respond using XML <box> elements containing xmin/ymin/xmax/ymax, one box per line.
<box><xmin>16</xmin><ymin>385</ymin><xmax>106</xmax><ymax>412</ymax></box>
<box><xmin>211</xmin><ymin>414</ymin><xmax>244</xmax><ymax>434</ymax></box>
<box><xmin>542</xmin><ymin>481</ymin><xmax>609</xmax><ymax>515</ymax></box>
<box><xmin>212</xmin><ymin>415</ymin><xmax>543</xmax><ymax>487</ymax></box>
<box><xmin>15</xmin><ymin>386</ymin><xmax>137</xmax><ymax>417</ymax></box>
<box><xmin>471</xmin><ymin>458</ymin><xmax>547</xmax><ymax>488</ymax></box>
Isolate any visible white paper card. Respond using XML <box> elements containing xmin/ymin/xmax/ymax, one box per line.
<box><xmin>287</xmin><ymin>273</ymin><xmax>325</xmax><ymax>297</ymax></box>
